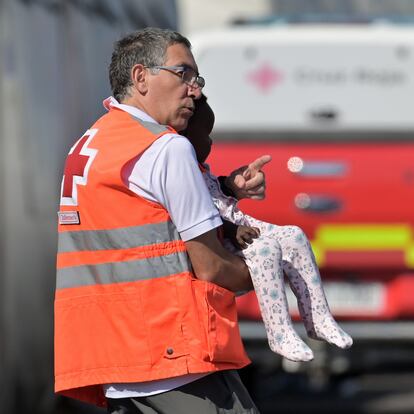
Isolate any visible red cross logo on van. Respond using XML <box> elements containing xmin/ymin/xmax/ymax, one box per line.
<box><xmin>247</xmin><ymin>63</ymin><xmax>283</xmax><ymax>93</ymax></box>
<box><xmin>61</xmin><ymin>129</ymin><xmax>98</xmax><ymax>206</ymax></box>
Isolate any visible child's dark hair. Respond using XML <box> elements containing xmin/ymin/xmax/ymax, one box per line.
<box><xmin>194</xmin><ymin>93</ymin><xmax>208</xmax><ymax>110</ymax></box>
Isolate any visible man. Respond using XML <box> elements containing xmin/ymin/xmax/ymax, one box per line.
<box><xmin>55</xmin><ymin>28</ymin><xmax>269</xmax><ymax>413</ymax></box>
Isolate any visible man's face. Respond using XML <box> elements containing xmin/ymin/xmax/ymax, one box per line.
<box><xmin>146</xmin><ymin>43</ymin><xmax>202</xmax><ymax>131</ymax></box>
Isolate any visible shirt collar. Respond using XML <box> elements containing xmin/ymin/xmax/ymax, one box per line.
<box><xmin>103</xmin><ymin>96</ymin><xmax>159</xmax><ymax>124</ymax></box>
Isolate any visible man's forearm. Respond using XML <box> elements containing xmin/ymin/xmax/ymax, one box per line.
<box><xmin>185</xmin><ymin>229</ymin><xmax>253</xmax><ymax>292</ymax></box>
<box><xmin>211</xmin><ymin>252</ymin><xmax>253</xmax><ymax>292</ymax></box>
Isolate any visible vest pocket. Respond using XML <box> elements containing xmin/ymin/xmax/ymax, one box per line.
<box><xmin>202</xmin><ymin>282</ymin><xmax>247</xmax><ymax>363</ymax></box>
<box><xmin>139</xmin><ymin>277</ymin><xmax>190</xmax><ymax>364</ymax></box>
<box><xmin>55</xmin><ymin>290</ymin><xmax>151</xmax><ymax>377</ymax></box>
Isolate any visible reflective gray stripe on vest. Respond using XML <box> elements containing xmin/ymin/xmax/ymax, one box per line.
<box><xmin>57</xmin><ymin>251</ymin><xmax>192</xmax><ymax>289</ymax></box>
<box><xmin>58</xmin><ymin>221</ymin><xmax>180</xmax><ymax>253</ymax></box>
<box><xmin>129</xmin><ymin>114</ymin><xmax>170</xmax><ymax>135</ymax></box>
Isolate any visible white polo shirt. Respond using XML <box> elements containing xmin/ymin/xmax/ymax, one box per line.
<box><xmin>102</xmin><ymin>97</ymin><xmax>222</xmax><ymax>398</ymax></box>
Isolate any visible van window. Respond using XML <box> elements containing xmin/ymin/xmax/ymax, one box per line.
<box><xmin>239</xmin><ymin>0</ymin><xmax>414</xmax><ymax>24</ymax></box>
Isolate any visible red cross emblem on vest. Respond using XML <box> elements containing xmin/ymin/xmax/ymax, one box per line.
<box><xmin>60</xmin><ymin>129</ymin><xmax>98</xmax><ymax>206</ymax></box>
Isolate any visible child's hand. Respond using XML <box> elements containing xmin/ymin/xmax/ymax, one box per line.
<box><xmin>235</xmin><ymin>226</ymin><xmax>260</xmax><ymax>249</ymax></box>
<box><xmin>225</xmin><ymin>155</ymin><xmax>271</xmax><ymax>200</ymax></box>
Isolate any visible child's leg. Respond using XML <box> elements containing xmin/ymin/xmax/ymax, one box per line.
<box><xmin>278</xmin><ymin>225</ymin><xmax>352</xmax><ymax>348</ymax></box>
<box><xmin>229</xmin><ymin>235</ymin><xmax>314</xmax><ymax>362</ymax></box>
<box><xmin>243</xmin><ymin>218</ymin><xmax>352</xmax><ymax>349</ymax></box>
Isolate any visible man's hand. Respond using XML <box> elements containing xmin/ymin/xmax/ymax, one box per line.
<box><xmin>185</xmin><ymin>229</ymin><xmax>253</xmax><ymax>292</ymax></box>
<box><xmin>235</xmin><ymin>225</ymin><xmax>260</xmax><ymax>250</ymax></box>
<box><xmin>225</xmin><ymin>155</ymin><xmax>271</xmax><ymax>200</ymax></box>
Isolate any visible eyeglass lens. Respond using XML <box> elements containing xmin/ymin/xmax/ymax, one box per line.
<box><xmin>182</xmin><ymin>70</ymin><xmax>205</xmax><ymax>88</ymax></box>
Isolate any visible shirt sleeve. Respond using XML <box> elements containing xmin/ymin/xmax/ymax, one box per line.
<box><xmin>125</xmin><ymin>134</ymin><xmax>222</xmax><ymax>241</ymax></box>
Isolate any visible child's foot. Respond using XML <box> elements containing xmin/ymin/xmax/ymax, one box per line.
<box><xmin>267</xmin><ymin>328</ymin><xmax>314</xmax><ymax>362</ymax></box>
<box><xmin>287</xmin><ymin>272</ymin><xmax>353</xmax><ymax>349</ymax></box>
<box><xmin>264</xmin><ymin>302</ymin><xmax>314</xmax><ymax>361</ymax></box>
<box><xmin>304</xmin><ymin>314</ymin><xmax>353</xmax><ymax>349</ymax></box>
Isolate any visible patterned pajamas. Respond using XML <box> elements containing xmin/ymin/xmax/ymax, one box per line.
<box><xmin>203</xmin><ymin>166</ymin><xmax>352</xmax><ymax>361</ymax></box>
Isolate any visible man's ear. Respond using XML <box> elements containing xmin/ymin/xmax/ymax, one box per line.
<box><xmin>131</xmin><ymin>64</ymin><xmax>148</xmax><ymax>94</ymax></box>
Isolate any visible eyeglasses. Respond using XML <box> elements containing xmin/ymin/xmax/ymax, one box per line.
<box><xmin>147</xmin><ymin>65</ymin><xmax>205</xmax><ymax>89</ymax></box>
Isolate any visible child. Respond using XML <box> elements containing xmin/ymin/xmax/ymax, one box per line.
<box><xmin>184</xmin><ymin>95</ymin><xmax>352</xmax><ymax>362</ymax></box>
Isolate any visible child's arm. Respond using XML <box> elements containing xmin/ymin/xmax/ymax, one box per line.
<box><xmin>222</xmin><ymin>219</ymin><xmax>260</xmax><ymax>250</ymax></box>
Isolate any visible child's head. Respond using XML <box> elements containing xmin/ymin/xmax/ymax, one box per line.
<box><xmin>183</xmin><ymin>94</ymin><xmax>215</xmax><ymax>163</ymax></box>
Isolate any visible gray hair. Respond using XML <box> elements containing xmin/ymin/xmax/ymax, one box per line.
<box><xmin>109</xmin><ymin>27</ymin><xmax>192</xmax><ymax>102</ymax></box>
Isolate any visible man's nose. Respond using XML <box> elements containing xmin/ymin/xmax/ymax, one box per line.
<box><xmin>188</xmin><ymin>84</ymin><xmax>202</xmax><ymax>99</ymax></box>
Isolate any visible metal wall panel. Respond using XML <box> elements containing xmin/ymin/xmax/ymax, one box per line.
<box><xmin>0</xmin><ymin>1</ymin><xmax>177</xmax><ymax>412</ymax></box>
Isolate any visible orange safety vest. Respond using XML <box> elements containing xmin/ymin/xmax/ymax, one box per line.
<box><xmin>55</xmin><ymin>107</ymin><xmax>250</xmax><ymax>407</ymax></box>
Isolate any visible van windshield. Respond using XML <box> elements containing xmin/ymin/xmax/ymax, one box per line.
<box><xmin>235</xmin><ymin>0</ymin><xmax>414</xmax><ymax>25</ymax></box>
